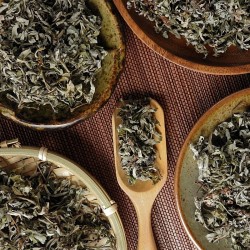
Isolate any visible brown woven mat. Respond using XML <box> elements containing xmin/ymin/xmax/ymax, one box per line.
<box><xmin>1</xmin><ymin>21</ymin><xmax>250</xmax><ymax>250</ymax></box>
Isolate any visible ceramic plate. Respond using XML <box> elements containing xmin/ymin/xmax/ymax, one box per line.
<box><xmin>0</xmin><ymin>0</ymin><xmax>125</xmax><ymax>129</ymax></box>
<box><xmin>175</xmin><ymin>88</ymin><xmax>250</xmax><ymax>249</ymax></box>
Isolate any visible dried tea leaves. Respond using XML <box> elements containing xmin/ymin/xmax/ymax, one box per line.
<box><xmin>191</xmin><ymin>112</ymin><xmax>250</xmax><ymax>249</ymax></box>
<box><xmin>0</xmin><ymin>162</ymin><xmax>116</xmax><ymax>249</ymax></box>
<box><xmin>0</xmin><ymin>0</ymin><xmax>107</xmax><ymax>113</ymax></box>
<box><xmin>117</xmin><ymin>98</ymin><xmax>162</xmax><ymax>185</ymax></box>
<box><xmin>127</xmin><ymin>0</ymin><xmax>250</xmax><ymax>57</ymax></box>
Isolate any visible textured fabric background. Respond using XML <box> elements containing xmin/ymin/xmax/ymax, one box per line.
<box><xmin>1</xmin><ymin>20</ymin><xmax>250</xmax><ymax>250</ymax></box>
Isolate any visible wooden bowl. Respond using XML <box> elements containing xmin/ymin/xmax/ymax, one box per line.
<box><xmin>0</xmin><ymin>0</ymin><xmax>125</xmax><ymax>130</ymax></box>
<box><xmin>113</xmin><ymin>0</ymin><xmax>250</xmax><ymax>75</ymax></box>
<box><xmin>175</xmin><ymin>88</ymin><xmax>250</xmax><ymax>249</ymax></box>
<box><xmin>0</xmin><ymin>144</ymin><xmax>127</xmax><ymax>249</ymax></box>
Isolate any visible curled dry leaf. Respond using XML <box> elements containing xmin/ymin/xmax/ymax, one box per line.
<box><xmin>127</xmin><ymin>0</ymin><xmax>250</xmax><ymax>57</ymax></box>
<box><xmin>0</xmin><ymin>0</ymin><xmax>107</xmax><ymax>113</ymax></box>
<box><xmin>191</xmin><ymin>112</ymin><xmax>250</xmax><ymax>249</ymax></box>
<box><xmin>117</xmin><ymin>98</ymin><xmax>162</xmax><ymax>185</ymax></box>
<box><xmin>0</xmin><ymin>162</ymin><xmax>116</xmax><ymax>249</ymax></box>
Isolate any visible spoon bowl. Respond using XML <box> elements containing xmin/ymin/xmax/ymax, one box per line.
<box><xmin>112</xmin><ymin>98</ymin><xmax>168</xmax><ymax>250</ymax></box>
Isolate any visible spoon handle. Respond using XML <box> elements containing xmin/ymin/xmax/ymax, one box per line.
<box><xmin>134</xmin><ymin>201</ymin><xmax>157</xmax><ymax>250</ymax></box>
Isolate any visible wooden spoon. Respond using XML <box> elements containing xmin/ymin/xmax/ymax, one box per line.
<box><xmin>112</xmin><ymin>98</ymin><xmax>168</xmax><ymax>250</ymax></box>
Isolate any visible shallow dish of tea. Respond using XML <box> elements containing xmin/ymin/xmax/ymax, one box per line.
<box><xmin>0</xmin><ymin>0</ymin><xmax>125</xmax><ymax>130</ymax></box>
<box><xmin>175</xmin><ymin>88</ymin><xmax>250</xmax><ymax>249</ymax></box>
<box><xmin>113</xmin><ymin>0</ymin><xmax>250</xmax><ymax>75</ymax></box>
<box><xmin>0</xmin><ymin>141</ymin><xmax>127</xmax><ymax>249</ymax></box>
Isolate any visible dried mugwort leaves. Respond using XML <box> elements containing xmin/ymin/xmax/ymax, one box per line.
<box><xmin>127</xmin><ymin>0</ymin><xmax>250</xmax><ymax>57</ymax></box>
<box><xmin>117</xmin><ymin>98</ymin><xmax>162</xmax><ymax>185</ymax></box>
<box><xmin>191</xmin><ymin>112</ymin><xmax>250</xmax><ymax>249</ymax></box>
<box><xmin>0</xmin><ymin>162</ymin><xmax>116</xmax><ymax>250</ymax></box>
<box><xmin>0</xmin><ymin>0</ymin><xmax>107</xmax><ymax>113</ymax></box>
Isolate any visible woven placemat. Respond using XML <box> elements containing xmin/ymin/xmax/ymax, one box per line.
<box><xmin>1</xmin><ymin>21</ymin><xmax>250</xmax><ymax>250</ymax></box>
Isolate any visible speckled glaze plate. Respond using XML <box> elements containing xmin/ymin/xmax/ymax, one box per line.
<box><xmin>175</xmin><ymin>88</ymin><xmax>250</xmax><ymax>249</ymax></box>
<box><xmin>0</xmin><ymin>0</ymin><xmax>125</xmax><ymax>130</ymax></box>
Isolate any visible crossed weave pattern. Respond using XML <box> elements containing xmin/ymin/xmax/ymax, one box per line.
<box><xmin>1</xmin><ymin>21</ymin><xmax>250</xmax><ymax>250</ymax></box>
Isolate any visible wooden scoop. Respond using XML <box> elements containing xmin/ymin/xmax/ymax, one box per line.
<box><xmin>112</xmin><ymin>98</ymin><xmax>168</xmax><ymax>250</ymax></box>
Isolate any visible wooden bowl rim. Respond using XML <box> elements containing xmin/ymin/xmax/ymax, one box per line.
<box><xmin>113</xmin><ymin>0</ymin><xmax>250</xmax><ymax>75</ymax></box>
<box><xmin>0</xmin><ymin>146</ymin><xmax>127</xmax><ymax>250</ymax></box>
<box><xmin>174</xmin><ymin>87</ymin><xmax>250</xmax><ymax>250</ymax></box>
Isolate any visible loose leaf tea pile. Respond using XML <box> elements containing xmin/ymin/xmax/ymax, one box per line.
<box><xmin>127</xmin><ymin>0</ymin><xmax>250</xmax><ymax>57</ymax></box>
<box><xmin>191</xmin><ymin>112</ymin><xmax>250</xmax><ymax>249</ymax></box>
<box><xmin>0</xmin><ymin>162</ymin><xmax>116</xmax><ymax>249</ymax></box>
<box><xmin>117</xmin><ymin>98</ymin><xmax>162</xmax><ymax>185</ymax></box>
<box><xmin>0</xmin><ymin>0</ymin><xmax>107</xmax><ymax>113</ymax></box>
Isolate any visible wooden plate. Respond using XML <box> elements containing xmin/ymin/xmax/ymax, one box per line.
<box><xmin>113</xmin><ymin>0</ymin><xmax>250</xmax><ymax>75</ymax></box>
<box><xmin>175</xmin><ymin>88</ymin><xmax>250</xmax><ymax>249</ymax></box>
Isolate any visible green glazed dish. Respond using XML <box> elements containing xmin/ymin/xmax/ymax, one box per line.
<box><xmin>0</xmin><ymin>0</ymin><xmax>125</xmax><ymax>130</ymax></box>
<box><xmin>175</xmin><ymin>88</ymin><xmax>250</xmax><ymax>250</ymax></box>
